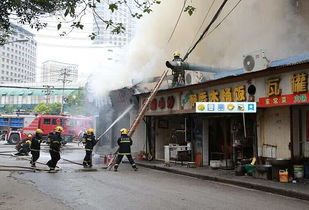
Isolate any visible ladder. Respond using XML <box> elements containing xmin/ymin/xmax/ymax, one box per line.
<box><xmin>128</xmin><ymin>69</ymin><xmax>169</xmax><ymax>136</ymax></box>
<box><xmin>107</xmin><ymin>69</ymin><xmax>169</xmax><ymax>169</ymax></box>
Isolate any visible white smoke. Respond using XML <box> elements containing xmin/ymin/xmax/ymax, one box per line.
<box><xmin>89</xmin><ymin>0</ymin><xmax>309</xmax><ymax>96</ymax></box>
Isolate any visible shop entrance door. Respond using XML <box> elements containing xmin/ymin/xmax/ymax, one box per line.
<box><xmin>301</xmin><ymin>109</ymin><xmax>309</xmax><ymax>158</ymax></box>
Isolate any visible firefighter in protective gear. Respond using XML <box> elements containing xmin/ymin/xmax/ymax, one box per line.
<box><xmin>30</xmin><ymin>129</ymin><xmax>43</xmax><ymax>167</ymax></box>
<box><xmin>171</xmin><ymin>51</ymin><xmax>185</xmax><ymax>87</ymax></box>
<box><xmin>114</xmin><ymin>128</ymin><xmax>137</xmax><ymax>171</ymax></box>
<box><xmin>15</xmin><ymin>135</ymin><xmax>32</xmax><ymax>156</ymax></box>
<box><xmin>82</xmin><ymin>128</ymin><xmax>98</xmax><ymax>168</ymax></box>
<box><xmin>46</xmin><ymin>126</ymin><xmax>63</xmax><ymax>171</ymax></box>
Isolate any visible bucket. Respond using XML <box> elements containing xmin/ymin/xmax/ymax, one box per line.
<box><xmin>279</xmin><ymin>169</ymin><xmax>288</xmax><ymax>183</ymax></box>
<box><xmin>294</xmin><ymin>165</ymin><xmax>304</xmax><ymax>179</ymax></box>
<box><xmin>195</xmin><ymin>153</ymin><xmax>202</xmax><ymax>168</ymax></box>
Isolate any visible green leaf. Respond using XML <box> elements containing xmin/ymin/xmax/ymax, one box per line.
<box><xmin>184</xmin><ymin>6</ymin><xmax>196</xmax><ymax>16</ymax></box>
<box><xmin>108</xmin><ymin>3</ymin><xmax>118</xmax><ymax>12</ymax></box>
<box><xmin>64</xmin><ymin>8</ymin><xmax>69</xmax><ymax>17</ymax></box>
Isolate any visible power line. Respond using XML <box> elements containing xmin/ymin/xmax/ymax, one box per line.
<box><xmin>168</xmin><ymin>0</ymin><xmax>187</xmax><ymax>43</ymax></box>
<box><xmin>183</xmin><ymin>0</ymin><xmax>229</xmax><ymax>61</ymax></box>
<box><xmin>206</xmin><ymin>0</ymin><xmax>242</xmax><ymax>37</ymax></box>
<box><xmin>189</xmin><ymin>0</ymin><xmax>215</xmax><ymax>48</ymax></box>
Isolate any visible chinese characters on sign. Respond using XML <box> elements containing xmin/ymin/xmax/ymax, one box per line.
<box><xmin>259</xmin><ymin>93</ymin><xmax>309</xmax><ymax>107</ymax></box>
<box><xmin>188</xmin><ymin>85</ymin><xmax>247</xmax><ymax>107</ymax></box>
<box><xmin>267</xmin><ymin>78</ymin><xmax>282</xmax><ymax>97</ymax></box>
<box><xmin>233</xmin><ymin>85</ymin><xmax>246</xmax><ymax>101</ymax></box>
<box><xmin>149</xmin><ymin>96</ymin><xmax>175</xmax><ymax>111</ymax></box>
<box><xmin>291</xmin><ymin>73</ymin><xmax>308</xmax><ymax>93</ymax></box>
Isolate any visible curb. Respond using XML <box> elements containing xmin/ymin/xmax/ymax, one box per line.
<box><xmin>136</xmin><ymin>162</ymin><xmax>309</xmax><ymax>201</ymax></box>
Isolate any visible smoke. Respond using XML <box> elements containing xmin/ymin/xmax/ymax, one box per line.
<box><xmin>124</xmin><ymin>0</ymin><xmax>309</xmax><ymax>74</ymax></box>
<box><xmin>88</xmin><ymin>0</ymin><xmax>309</xmax><ymax>96</ymax></box>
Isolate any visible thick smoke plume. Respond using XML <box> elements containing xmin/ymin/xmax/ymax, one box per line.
<box><xmin>89</xmin><ymin>0</ymin><xmax>309</xmax><ymax>96</ymax></box>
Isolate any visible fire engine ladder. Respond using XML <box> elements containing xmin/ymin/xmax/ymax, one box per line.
<box><xmin>107</xmin><ymin>69</ymin><xmax>169</xmax><ymax>169</ymax></box>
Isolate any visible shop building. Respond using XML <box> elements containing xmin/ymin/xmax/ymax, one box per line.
<box><xmin>136</xmin><ymin>53</ymin><xmax>309</xmax><ymax>167</ymax></box>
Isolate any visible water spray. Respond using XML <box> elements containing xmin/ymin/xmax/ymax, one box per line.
<box><xmin>96</xmin><ymin>104</ymin><xmax>134</xmax><ymax>142</ymax></box>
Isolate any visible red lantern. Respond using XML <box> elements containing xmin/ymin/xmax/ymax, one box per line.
<box><xmin>150</xmin><ymin>98</ymin><xmax>157</xmax><ymax>110</ymax></box>
<box><xmin>167</xmin><ymin>96</ymin><xmax>175</xmax><ymax>109</ymax></box>
<box><xmin>158</xmin><ymin>97</ymin><xmax>166</xmax><ymax>109</ymax></box>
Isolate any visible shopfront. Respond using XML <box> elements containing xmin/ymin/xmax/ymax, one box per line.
<box><xmin>257</xmin><ymin>70</ymin><xmax>309</xmax><ymax>160</ymax></box>
<box><xmin>139</xmin><ymin>79</ymin><xmax>257</xmax><ymax>166</ymax></box>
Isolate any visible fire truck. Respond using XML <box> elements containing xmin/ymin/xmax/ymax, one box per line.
<box><xmin>0</xmin><ymin>114</ymin><xmax>94</xmax><ymax>144</ymax></box>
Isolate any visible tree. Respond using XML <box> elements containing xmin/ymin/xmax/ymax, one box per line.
<box><xmin>65</xmin><ymin>89</ymin><xmax>85</xmax><ymax>115</ymax></box>
<box><xmin>33</xmin><ymin>102</ymin><xmax>62</xmax><ymax>115</ymax></box>
<box><xmin>0</xmin><ymin>0</ymin><xmax>169</xmax><ymax>44</ymax></box>
<box><xmin>1</xmin><ymin>105</ymin><xmax>17</xmax><ymax>114</ymax></box>
<box><xmin>33</xmin><ymin>103</ymin><xmax>50</xmax><ymax>114</ymax></box>
<box><xmin>49</xmin><ymin>103</ymin><xmax>62</xmax><ymax>115</ymax></box>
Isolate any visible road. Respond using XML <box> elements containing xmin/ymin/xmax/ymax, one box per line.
<box><xmin>0</xmin><ymin>142</ymin><xmax>308</xmax><ymax>210</ymax></box>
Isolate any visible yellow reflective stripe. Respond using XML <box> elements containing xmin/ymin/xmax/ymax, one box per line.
<box><xmin>53</xmin><ymin>141</ymin><xmax>60</xmax><ymax>143</ymax></box>
<box><xmin>85</xmin><ymin>149</ymin><xmax>93</xmax><ymax>151</ymax></box>
<box><xmin>31</xmin><ymin>149</ymin><xmax>40</xmax><ymax>152</ymax></box>
<box><xmin>118</xmin><ymin>153</ymin><xmax>131</xmax><ymax>155</ymax></box>
<box><xmin>120</xmin><ymin>141</ymin><xmax>131</xmax><ymax>143</ymax></box>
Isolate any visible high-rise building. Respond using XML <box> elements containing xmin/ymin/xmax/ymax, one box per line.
<box><xmin>41</xmin><ymin>60</ymin><xmax>78</xmax><ymax>83</ymax></box>
<box><xmin>0</xmin><ymin>24</ymin><xmax>37</xmax><ymax>84</ymax></box>
<box><xmin>92</xmin><ymin>0</ymin><xmax>136</xmax><ymax>47</ymax></box>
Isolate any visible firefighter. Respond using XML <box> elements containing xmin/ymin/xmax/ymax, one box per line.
<box><xmin>30</xmin><ymin>129</ymin><xmax>43</xmax><ymax>167</ymax></box>
<box><xmin>46</xmin><ymin>126</ymin><xmax>63</xmax><ymax>171</ymax></box>
<box><xmin>114</xmin><ymin>128</ymin><xmax>137</xmax><ymax>172</ymax></box>
<box><xmin>15</xmin><ymin>135</ymin><xmax>32</xmax><ymax>156</ymax></box>
<box><xmin>171</xmin><ymin>51</ymin><xmax>185</xmax><ymax>87</ymax></box>
<box><xmin>82</xmin><ymin>128</ymin><xmax>98</xmax><ymax>168</ymax></box>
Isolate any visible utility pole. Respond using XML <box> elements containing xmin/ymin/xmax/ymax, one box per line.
<box><xmin>43</xmin><ymin>85</ymin><xmax>54</xmax><ymax>104</ymax></box>
<box><xmin>58</xmin><ymin>68</ymin><xmax>72</xmax><ymax>113</ymax></box>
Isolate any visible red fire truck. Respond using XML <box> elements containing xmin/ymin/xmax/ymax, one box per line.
<box><xmin>0</xmin><ymin>114</ymin><xmax>94</xmax><ymax>144</ymax></box>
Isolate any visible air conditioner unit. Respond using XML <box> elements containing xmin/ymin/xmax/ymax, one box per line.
<box><xmin>243</xmin><ymin>50</ymin><xmax>269</xmax><ymax>72</ymax></box>
<box><xmin>185</xmin><ymin>71</ymin><xmax>210</xmax><ymax>85</ymax></box>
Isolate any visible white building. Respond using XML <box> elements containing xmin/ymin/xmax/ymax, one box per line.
<box><xmin>0</xmin><ymin>24</ymin><xmax>37</xmax><ymax>84</ymax></box>
<box><xmin>92</xmin><ymin>0</ymin><xmax>136</xmax><ymax>47</ymax></box>
<box><xmin>41</xmin><ymin>60</ymin><xmax>78</xmax><ymax>83</ymax></box>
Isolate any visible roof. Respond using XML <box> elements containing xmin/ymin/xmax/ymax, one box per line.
<box><xmin>135</xmin><ymin>53</ymin><xmax>309</xmax><ymax>95</ymax></box>
<box><xmin>214</xmin><ymin>53</ymin><xmax>309</xmax><ymax>80</ymax></box>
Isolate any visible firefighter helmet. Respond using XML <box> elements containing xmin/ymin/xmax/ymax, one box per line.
<box><xmin>27</xmin><ymin>134</ymin><xmax>33</xmax><ymax>138</ymax></box>
<box><xmin>26</xmin><ymin>140</ymin><xmax>31</xmax><ymax>144</ymax></box>
<box><xmin>173</xmin><ymin>51</ymin><xmax>181</xmax><ymax>57</ymax></box>
<box><xmin>120</xmin><ymin>128</ymin><xmax>128</xmax><ymax>135</ymax></box>
<box><xmin>36</xmin><ymin>129</ymin><xmax>43</xmax><ymax>134</ymax></box>
<box><xmin>55</xmin><ymin>126</ymin><xmax>63</xmax><ymax>133</ymax></box>
<box><xmin>86</xmin><ymin>128</ymin><xmax>95</xmax><ymax>135</ymax></box>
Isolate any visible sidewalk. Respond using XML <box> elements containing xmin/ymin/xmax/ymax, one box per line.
<box><xmin>136</xmin><ymin>160</ymin><xmax>309</xmax><ymax>201</ymax></box>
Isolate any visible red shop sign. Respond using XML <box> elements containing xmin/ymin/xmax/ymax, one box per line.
<box><xmin>259</xmin><ymin>93</ymin><xmax>309</xmax><ymax>107</ymax></box>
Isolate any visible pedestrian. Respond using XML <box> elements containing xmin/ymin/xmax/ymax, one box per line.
<box><xmin>30</xmin><ymin>129</ymin><xmax>43</xmax><ymax>167</ymax></box>
<box><xmin>114</xmin><ymin>128</ymin><xmax>137</xmax><ymax>172</ymax></box>
<box><xmin>46</xmin><ymin>126</ymin><xmax>63</xmax><ymax>171</ymax></box>
<box><xmin>82</xmin><ymin>128</ymin><xmax>98</xmax><ymax>168</ymax></box>
<box><xmin>15</xmin><ymin>135</ymin><xmax>32</xmax><ymax>156</ymax></box>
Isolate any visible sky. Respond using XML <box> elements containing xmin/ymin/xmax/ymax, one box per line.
<box><xmin>24</xmin><ymin>10</ymin><xmax>122</xmax><ymax>85</ymax></box>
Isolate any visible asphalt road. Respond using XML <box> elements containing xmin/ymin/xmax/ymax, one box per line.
<box><xmin>1</xmin><ymin>142</ymin><xmax>309</xmax><ymax>210</ymax></box>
